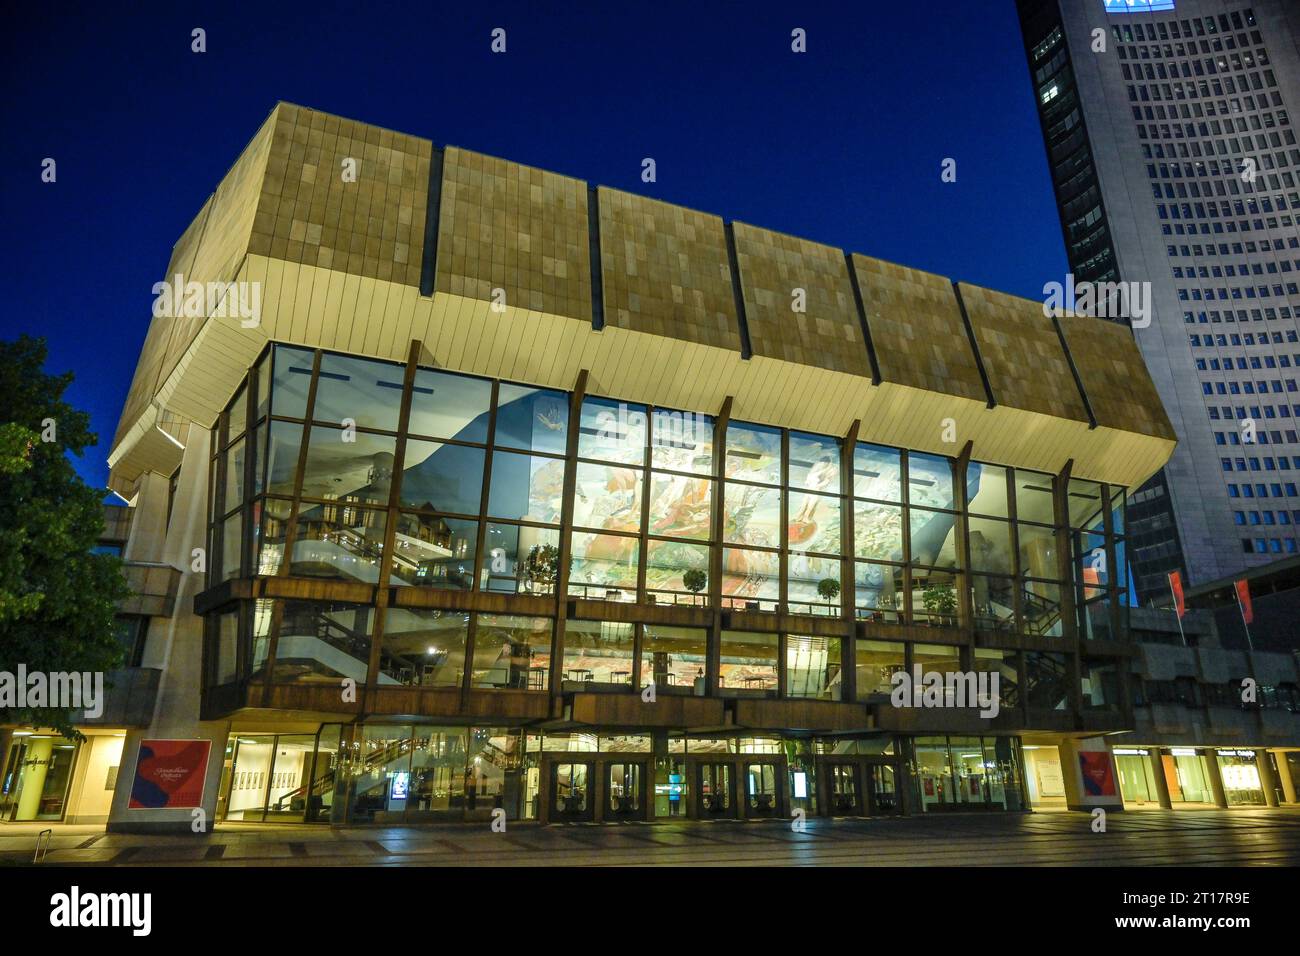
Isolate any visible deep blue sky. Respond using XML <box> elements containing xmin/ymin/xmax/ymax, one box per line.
<box><xmin>0</xmin><ymin>1</ymin><xmax>1065</xmax><ymax>489</ymax></box>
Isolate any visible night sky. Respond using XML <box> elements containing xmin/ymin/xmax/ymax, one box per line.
<box><xmin>0</xmin><ymin>1</ymin><xmax>1065</xmax><ymax>490</ymax></box>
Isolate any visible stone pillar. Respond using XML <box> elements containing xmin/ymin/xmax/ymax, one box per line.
<box><xmin>1257</xmin><ymin>750</ymin><xmax>1280</xmax><ymax>808</ymax></box>
<box><xmin>1149</xmin><ymin>747</ymin><xmax>1173</xmax><ymax>809</ymax></box>
<box><xmin>1057</xmin><ymin>737</ymin><xmax>1124</xmax><ymax>813</ymax></box>
<box><xmin>122</xmin><ymin>471</ymin><xmax>172</xmax><ymax>564</ymax></box>
<box><xmin>1205</xmin><ymin>751</ymin><xmax>1229</xmax><ymax>808</ymax></box>
<box><xmin>1275</xmin><ymin>750</ymin><xmax>1298</xmax><ymax>805</ymax></box>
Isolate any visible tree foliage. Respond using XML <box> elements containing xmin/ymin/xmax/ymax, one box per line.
<box><xmin>0</xmin><ymin>336</ymin><xmax>130</xmax><ymax>736</ymax></box>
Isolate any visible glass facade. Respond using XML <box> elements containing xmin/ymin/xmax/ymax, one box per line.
<box><xmin>193</xmin><ymin>344</ymin><xmax>1142</xmax><ymax>824</ymax></box>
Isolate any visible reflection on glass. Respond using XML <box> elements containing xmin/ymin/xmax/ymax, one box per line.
<box><xmin>562</xmin><ymin>620</ymin><xmax>635</xmax><ymax>686</ymax></box>
<box><xmin>1066</xmin><ymin>477</ymin><xmax>1104</xmax><ymax>529</ymax></box>
<box><xmin>855</xmin><ymin>562</ymin><xmax>904</xmax><ymax>623</ymax></box>
<box><xmin>788</xmin><ymin>432</ymin><xmax>840</xmax><ymax>491</ymax></box>
<box><xmin>379</xmin><ymin>610</ymin><xmax>468</xmax><ymax>686</ymax></box>
<box><xmin>568</xmin><ymin>531</ymin><xmax>639</xmax><ymax>599</ymax></box>
<box><xmin>644</xmin><ymin>539</ymin><xmax>710</xmax><ymax>604</ymax></box>
<box><xmin>271</xmin><ymin>345</ymin><xmax>314</xmax><ymax>419</ymax></box>
<box><xmin>640</xmin><ymin>625</ymin><xmax>708</xmax><ymax>694</ymax></box>
<box><xmin>855</xmin><ymin>639</ymin><xmax>905</xmax><ymax>698</ymax></box>
<box><xmin>722</xmin><ymin>483</ymin><xmax>781</xmax><ymax>547</ymax></box>
<box><xmin>651</xmin><ymin>408</ymin><xmax>713</xmax><ymax>473</ymax></box>
<box><xmin>481</xmin><ymin>523</ymin><xmax>560</xmax><ymax>594</ymax></box>
<box><xmin>968</xmin><ymin>517</ymin><xmax>1012</xmax><ymax>574</ymax></box>
<box><xmin>786</xmin><ymin>634</ymin><xmax>841</xmax><ymax>699</ymax></box>
<box><xmin>472</xmin><ymin>614</ymin><xmax>552</xmax><ymax>689</ymax></box>
<box><xmin>313</xmin><ymin>353</ymin><xmax>404</xmax><ymax>432</ymax></box>
<box><xmin>407</xmin><ymin>368</ymin><xmax>490</xmax><ymax>442</ymax></box>
<box><xmin>854</xmin><ymin>443</ymin><xmax>902</xmax><ymax>501</ymax></box>
<box><xmin>909</xmin><ymin>508</ymin><xmax>959</xmax><ymax>570</ymax></box>
<box><xmin>495</xmin><ymin>383</ymin><xmax>567</xmax><ymax>454</ymax></box>
<box><xmin>854</xmin><ymin>501</ymin><xmax>903</xmax><ymax>560</ymax></box>
<box><xmin>721</xmin><ymin>547</ymin><xmax>779</xmax><ymax>610</ymax></box>
<box><xmin>788</xmin><ymin>491</ymin><xmax>840</xmax><ymax>554</ymax></box>
<box><xmin>399</xmin><ymin>441</ymin><xmax>484</xmax><ymax>515</ymax></box>
<box><xmin>487</xmin><ymin>450</ymin><xmax>565</xmax><ymax>524</ymax></box>
<box><xmin>299</xmin><ymin>426</ymin><xmax>396</xmax><ymax>504</ymax></box>
<box><xmin>647</xmin><ymin>472</ymin><xmax>712</xmax><ymax>540</ymax></box>
<box><xmin>787</xmin><ymin>553</ymin><xmax>841</xmax><ymax>614</ymax></box>
<box><xmin>579</xmin><ymin>396</ymin><xmax>646</xmax><ymax>465</ymax></box>
<box><xmin>223</xmin><ymin>437</ymin><xmax>246</xmax><ymax>513</ymax></box>
<box><xmin>272</xmin><ymin>600</ymin><xmax>373</xmax><ymax>682</ymax></box>
<box><xmin>1017</xmin><ymin>522</ymin><xmax>1059</xmax><ymax>580</ymax></box>
<box><xmin>1015</xmin><ymin>469</ymin><xmax>1057</xmax><ymax>526</ymax></box>
<box><xmin>908</xmin><ymin>452</ymin><xmax>955</xmax><ymax>509</ymax></box>
<box><xmin>726</xmin><ymin>422</ymin><xmax>782</xmax><ymax>485</ymax></box>
<box><xmin>390</xmin><ymin>514</ymin><xmax>476</xmax><ymax>589</ymax></box>
<box><xmin>573</xmin><ymin>462</ymin><xmax>643</xmax><ymax>533</ymax></box>
<box><xmin>719</xmin><ymin>630</ymin><xmax>778</xmax><ymax>695</ymax></box>
<box><xmin>265</xmin><ymin>421</ymin><xmax>302</xmax><ymax>496</ymax></box>
<box><xmin>290</xmin><ymin>503</ymin><xmax>389</xmax><ymax>583</ymax></box>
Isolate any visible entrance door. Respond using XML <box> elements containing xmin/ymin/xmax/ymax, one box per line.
<box><xmin>867</xmin><ymin>764</ymin><xmax>899</xmax><ymax>815</ymax></box>
<box><xmin>697</xmin><ymin>763</ymin><xmax>735</xmax><ymax>818</ymax></box>
<box><xmin>551</xmin><ymin>762</ymin><xmax>595</xmax><ymax>822</ymax></box>
<box><xmin>825</xmin><ymin>762</ymin><xmax>862</xmax><ymax>815</ymax></box>
<box><xmin>0</xmin><ymin>737</ymin><xmax>78</xmax><ymax>822</ymax></box>
<box><xmin>606</xmin><ymin>761</ymin><xmax>648</xmax><ymax>821</ymax></box>
<box><xmin>744</xmin><ymin>762</ymin><xmax>781</xmax><ymax>818</ymax></box>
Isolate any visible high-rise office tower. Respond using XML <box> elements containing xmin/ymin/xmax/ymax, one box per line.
<box><xmin>1016</xmin><ymin>0</ymin><xmax>1300</xmax><ymax>602</ymax></box>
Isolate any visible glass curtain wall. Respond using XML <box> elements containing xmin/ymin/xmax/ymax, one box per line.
<box><xmin>204</xmin><ymin>344</ymin><xmax>1128</xmax><ymax>696</ymax></box>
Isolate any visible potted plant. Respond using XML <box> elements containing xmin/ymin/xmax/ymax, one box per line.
<box><xmin>522</xmin><ymin>544</ymin><xmax>559</xmax><ymax>594</ymax></box>
<box><xmin>816</xmin><ymin>577</ymin><xmax>841</xmax><ymax>613</ymax></box>
<box><xmin>921</xmin><ymin>583</ymin><xmax>957</xmax><ymax>626</ymax></box>
<box><xmin>682</xmin><ymin>568</ymin><xmax>707</xmax><ymax>606</ymax></box>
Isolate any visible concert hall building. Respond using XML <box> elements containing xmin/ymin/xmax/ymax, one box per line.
<box><xmin>25</xmin><ymin>101</ymin><xmax>1282</xmax><ymax>831</ymax></box>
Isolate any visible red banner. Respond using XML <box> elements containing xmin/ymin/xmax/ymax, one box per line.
<box><xmin>1168</xmin><ymin>570</ymin><xmax>1185</xmax><ymax>619</ymax></box>
<box><xmin>1235</xmin><ymin>579</ymin><xmax>1254</xmax><ymax>625</ymax></box>
<box><xmin>129</xmin><ymin>739</ymin><xmax>211</xmax><ymax>809</ymax></box>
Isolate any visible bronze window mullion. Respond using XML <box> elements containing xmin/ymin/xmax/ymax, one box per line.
<box><xmin>900</xmin><ymin>451</ymin><xmax>913</xmax><ymax>624</ymax></box>
<box><xmin>260</xmin><ymin>348</ymin><xmax>322</xmax><ymax>696</ymax></box>
<box><xmin>636</xmin><ymin>405</ymin><xmax>652</xmax><ymax>604</ymax></box>
<box><xmin>840</xmin><ymin>422</ymin><xmax>859</xmax><ymax>704</ymax></box>
<box><xmin>240</xmin><ymin>362</ymin><xmax>259</xmax><ymax>580</ymax></box>
<box><xmin>212</xmin><ymin>411</ymin><xmax>229</xmax><ymax>579</ymax></box>
<box><xmin>1102</xmin><ymin>481</ymin><xmax>1122</xmax><ymax>640</ymax></box>
<box><xmin>278</xmin><ymin>348</ymin><xmax>323</xmax><ymax>577</ymax></box>
<box><xmin>366</xmin><ymin>341</ymin><xmax>422</xmax><ymax>691</ymax></box>
<box><xmin>953</xmin><ymin>443</ymin><xmax>975</xmax><ymax>634</ymax></box>
<box><xmin>1008</xmin><ymin>467</ymin><xmax>1025</xmax><ymax>633</ymax></box>
<box><xmin>551</xmin><ymin>370</ymin><xmax>589</xmax><ymax>699</ymax></box>
<box><xmin>472</xmin><ymin>380</ymin><xmax>500</xmax><ymax>593</ymax></box>
<box><xmin>708</xmin><ymin>398</ymin><xmax>731</xmax><ymax>694</ymax></box>
<box><xmin>779</xmin><ymin>429</ymin><xmax>789</xmax><ymax>614</ymax></box>
<box><xmin>1053</xmin><ymin>460</ymin><xmax>1080</xmax><ymax>644</ymax></box>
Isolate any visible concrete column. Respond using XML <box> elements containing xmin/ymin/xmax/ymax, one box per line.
<box><xmin>1149</xmin><ymin>747</ymin><xmax>1173</xmax><ymax>809</ymax></box>
<box><xmin>1275</xmin><ymin>750</ymin><xmax>1298</xmax><ymax>805</ymax></box>
<box><xmin>1205</xmin><ymin>751</ymin><xmax>1229</xmax><ymax>808</ymax></box>
<box><xmin>1057</xmin><ymin>737</ymin><xmax>1124</xmax><ymax>813</ymax></box>
<box><xmin>122</xmin><ymin>471</ymin><xmax>172</xmax><ymax>564</ymax></box>
<box><xmin>1256</xmin><ymin>750</ymin><xmax>1280</xmax><ymax>808</ymax></box>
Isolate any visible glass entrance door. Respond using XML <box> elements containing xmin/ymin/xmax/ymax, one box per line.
<box><xmin>698</xmin><ymin>763</ymin><xmax>734</xmax><ymax>817</ymax></box>
<box><xmin>827</xmin><ymin>763</ymin><xmax>861</xmax><ymax>815</ymax></box>
<box><xmin>607</xmin><ymin>762</ymin><xmax>645</xmax><ymax>820</ymax></box>
<box><xmin>867</xmin><ymin>764</ymin><xmax>898</xmax><ymax>815</ymax></box>
<box><xmin>745</xmin><ymin>762</ymin><xmax>780</xmax><ymax>817</ymax></box>
<box><xmin>0</xmin><ymin>736</ymin><xmax>78</xmax><ymax>822</ymax></box>
<box><xmin>552</xmin><ymin>762</ymin><xmax>594</xmax><ymax>822</ymax></box>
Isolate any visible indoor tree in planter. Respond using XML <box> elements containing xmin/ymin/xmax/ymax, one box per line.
<box><xmin>921</xmin><ymin>583</ymin><xmax>958</xmax><ymax>625</ymax></box>
<box><xmin>816</xmin><ymin>577</ymin><xmax>842</xmax><ymax>612</ymax></box>
<box><xmin>682</xmin><ymin>568</ymin><xmax>707</xmax><ymax>606</ymax></box>
<box><xmin>522</xmin><ymin>544</ymin><xmax>559</xmax><ymax>594</ymax></box>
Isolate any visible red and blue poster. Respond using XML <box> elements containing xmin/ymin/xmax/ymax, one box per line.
<box><xmin>129</xmin><ymin>739</ymin><xmax>211</xmax><ymax>809</ymax></box>
<box><xmin>1079</xmin><ymin>751</ymin><xmax>1117</xmax><ymax>797</ymax></box>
